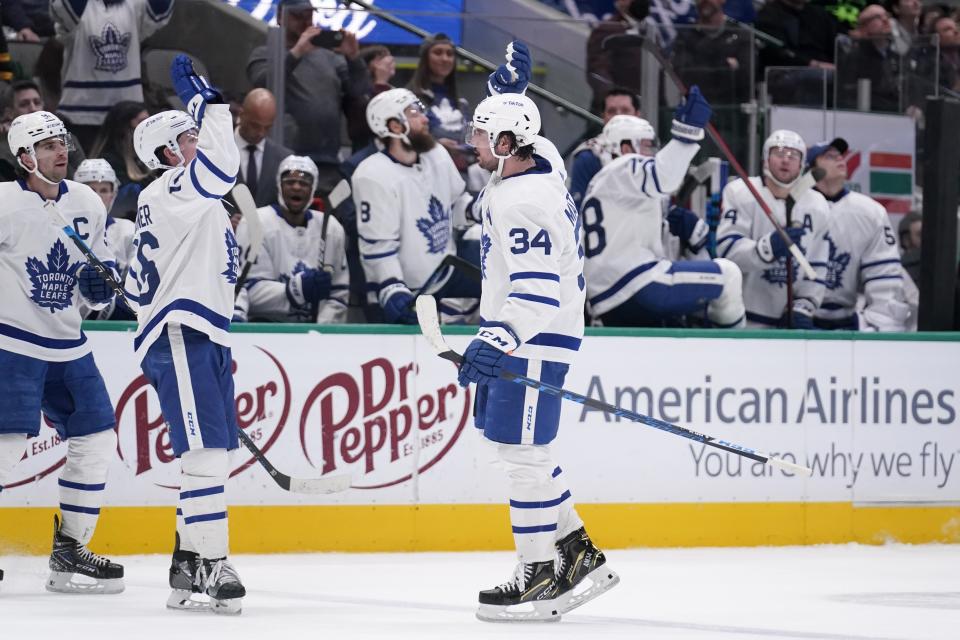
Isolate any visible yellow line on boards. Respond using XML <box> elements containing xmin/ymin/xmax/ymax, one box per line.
<box><xmin>1</xmin><ymin>503</ymin><xmax>958</xmax><ymax>555</ymax></box>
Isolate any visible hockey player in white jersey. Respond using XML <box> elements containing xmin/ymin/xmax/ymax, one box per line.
<box><xmin>458</xmin><ymin>63</ymin><xmax>619</xmax><ymax>620</ymax></box>
<box><xmin>353</xmin><ymin>87</ymin><xmax>479</xmax><ymax>324</ymax></box>
<box><xmin>581</xmin><ymin>108</ymin><xmax>746</xmax><ymax>328</ymax></box>
<box><xmin>807</xmin><ymin>138</ymin><xmax>910</xmax><ymax>331</ymax></box>
<box><xmin>0</xmin><ymin>111</ymin><xmax>124</xmax><ymax>594</ymax></box>
<box><xmin>127</xmin><ymin>55</ymin><xmax>245</xmax><ymax>614</ymax></box>
<box><xmin>234</xmin><ymin>155</ymin><xmax>349</xmax><ymax>323</ymax></box>
<box><xmin>75</xmin><ymin>158</ymin><xmax>137</xmax><ymax>319</ymax></box>
<box><xmin>717</xmin><ymin>130</ymin><xmax>831</xmax><ymax>328</ymax></box>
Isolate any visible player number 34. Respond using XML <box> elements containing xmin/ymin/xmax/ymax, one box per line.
<box><xmin>509</xmin><ymin>227</ymin><xmax>552</xmax><ymax>255</ymax></box>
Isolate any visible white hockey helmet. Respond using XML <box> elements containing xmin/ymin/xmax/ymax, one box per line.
<box><xmin>276</xmin><ymin>155</ymin><xmax>318</xmax><ymax>211</ymax></box>
<box><xmin>762</xmin><ymin>129</ymin><xmax>806</xmax><ymax>188</ymax></box>
<box><xmin>74</xmin><ymin>158</ymin><xmax>119</xmax><ymax>188</ymax></box>
<box><xmin>8</xmin><ymin>111</ymin><xmax>74</xmax><ymax>185</ymax></box>
<box><xmin>472</xmin><ymin>93</ymin><xmax>541</xmax><ymax>155</ymax></box>
<box><xmin>366</xmin><ymin>88</ymin><xmax>423</xmax><ymax>145</ymax></box>
<box><xmin>600</xmin><ymin>114</ymin><xmax>656</xmax><ymax>161</ymax></box>
<box><xmin>133</xmin><ymin>110</ymin><xmax>197</xmax><ymax>171</ymax></box>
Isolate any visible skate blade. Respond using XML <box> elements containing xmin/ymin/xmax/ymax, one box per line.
<box><xmin>558</xmin><ymin>564</ymin><xmax>620</xmax><ymax>614</ymax></box>
<box><xmin>476</xmin><ymin>600</ymin><xmax>562</xmax><ymax>623</ymax></box>
<box><xmin>46</xmin><ymin>571</ymin><xmax>124</xmax><ymax>595</ymax></box>
<box><xmin>166</xmin><ymin>589</ymin><xmax>211</xmax><ymax>612</ymax></box>
<box><xmin>211</xmin><ymin>597</ymin><xmax>243</xmax><ymax>615</ymax></box>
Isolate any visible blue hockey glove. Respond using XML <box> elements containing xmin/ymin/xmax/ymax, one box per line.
<box><xmin>171</xmin><ymin>54</ymin><xmax>223</xmax><ymax>107</ymax></box>
<box><xmin>380</xmin><ymin>283</ymin><xmax>418</xmax><ymax>324</ymax></box>
<box><xmin>286</xmin><ymin>268</ymin><xmax>332</xmax><ymax>307</ymax></box>
<box><xmin>77</xmin><ymin>262</ymin><xmax>116</xmax><ymax>304</ymax></box>
<box><xmin>667</xmin><ymin>205</ymin><xmax>708</xmax><ymax>250</ymax></box>
<box><xmin>782</xmin><ymin>299</ymin><xmax>816</xmax><ymax>329</ymax></box>
<box><xmin>756</xmin><ymin>226</ymin><xmax>806</xmax><ymax>263</ymax></box>
<box><xmin>487</xmin><ymin>40</ymin><xmax>532</xmax><ymax>95</ymax></box>
<box><xmin>671</xmin><ymin>85</ymin><xmax>712</xmax><ymax>143</ymax></box>
<box><xmin>457</xmin><ymin>338</ymin><xmax>508</xmax><ymax>387</ymax></box>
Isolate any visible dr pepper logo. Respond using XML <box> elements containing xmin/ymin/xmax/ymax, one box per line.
<box><xmin>300</xmin><ymin>357</ymin><xmax>470</xmax><ymax>489</ymax></box>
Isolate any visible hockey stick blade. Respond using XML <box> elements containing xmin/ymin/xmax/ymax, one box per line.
<box><xmin>415</xmin><ymin>296</ymin><xmax>812</xmax><ymax>476</ymax></box>
<box><xmin>327</xmin><ymin>179</ymin><xmax>352</xmax><ymax>210</ymax></box>
<box><xmin>237</xmin><ymin>428</ymin><xmax>352</xmax><ymax>494</ymax></box>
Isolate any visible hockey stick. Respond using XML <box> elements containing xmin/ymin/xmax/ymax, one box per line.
<box><xmin>784</xmin><ymin>167</ymin><xmax>825</xmax><ymax>325</ymax></box>
<box><xmin>604</xmin><ymin>34</ymin><xmax>817</xmax><ymax>281</ymax></box>
<box><xmin>44</xmin><ymin>201</ymin><xmax>137</xmax><ymax>315</ymax></box>
<box><xmin>231</xmin><ymin>183</ymin><xmax>262</xmax><ymax>299</ymax></box>
<box><xmin>318</xmin><ymin>179</ymin><xmax>352</xmax><ymax>272</ymax></box>
<box><xmin>415</xmin><ymin>295</ymin><xmax>812</xmax><ymax>476</ymax></box>
<box><xmin>407</xmin><ymin>253</ymin><xmax>483</xmax><ymax>311</ymax></box>
<box><xmin>236</xmin><ymin>428</ymin><xmax>352</xmax><ymax>494</ymax></box>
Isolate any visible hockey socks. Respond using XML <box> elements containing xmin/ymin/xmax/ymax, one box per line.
<box><xmin>179</xmin><ymin>448</ymin><xmax>230</xmax><ymax>560</ymax></box>
<box><xmin>57</xmin><ymin>430</ymin><xmax>115</xmax><ymax>544</ymax></box>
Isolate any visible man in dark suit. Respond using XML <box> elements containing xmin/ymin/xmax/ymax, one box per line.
<box><xmin>234</xmin><ymin>88</ymin><xmax>293</xmax><ymax>207</ymax></box>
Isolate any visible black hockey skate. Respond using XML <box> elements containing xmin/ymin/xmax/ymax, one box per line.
<box><xmin>196</xmin><ymin>557</ymin><xmax>245</xmax><ymax>615</ymax></box>
<box><xmin>477</xmin><ymin>560</ymin><xmax>563</xmax><ymax>622</ymax></box>
<box><xmin>167</xmin><ymin>533</ymin><xmax>208</xmax><ymax>611</ymax></box>
<box><xmin>46</xmin><ymin>514</ymin><xmax>124</xmax><ymax>594</ymax></box>
<box><xmin>554</xmin><ymin>526</ymin><xmax>619</xmax><ymax>613</ymax></box>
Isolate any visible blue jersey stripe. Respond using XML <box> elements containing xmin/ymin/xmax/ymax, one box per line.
<box><xmin>58</xmin><ymin>479</ymin><xmax>106</xmax><ymax>492</ymax></box>
<box><xmin>179</xmin><ymin>486</ymin><xmax>225</xmax><ymax>500</ymax></box>
<box><xmin>552</xmin><ymin>466</ymin><xmax>562</xmax><ymax>478</ymax></box>
<box><xmin>863</xmin><ymin>274</ymin><xmax>903</xmax><ymax>284</ymax></box>
<box><xmin>512</xmin><ymin>523</ymin><xmax>558</xmax><ymax>534</ymax></box>
<box><xmin>509</xmin><ymin>271</ymin><xmax>560</xmax><ymax>282</ymax></box>
<box><xmin>526</xmin><ymin>333</ymin><xmax>581</xmax><ymax>351</ymax></box>
<box><xmin>60</xmin><ymin>503</ymin><xmax>100</xmax><ymax>515</ymax></box>
<box><xmin>363</xmin><ymin>249</ymin><xmax>399</xmax><ymax>260</ymax></box>
<box><xmin>860</xmin><ymin>258</ymin><xmax>901</xmax><ymax>270</ymax></box>
<box><xmin>183</xmin><ymin>511</ymin><xmax>228</xmax><ymax>525</ymax></box>
<box><xmin>508</xmin><ymin>292</ymin><xmax>559</xmax><ymax>307</ymax></box>
<box><xmin>189</xmin><ymin>160</ymin><xmax>221</xmax><ymax>199</ymax></box>
<box><xmin>0</xmin><ymin>322</ymin><xmax>87</xmax><ymax>350</ymax></box>
<box><xmin>510</xmin><ymin>491</ymin><xmax>571</xmax><ymax>509</ymax></box>
<box><xmin>63</xmin><ymin>78</ymin><xmax>142</xmax><ymax>89</ymax></box>
<box><xmin>588</xmin><ymin>262</ymin><xmax>657</xmax><ymax>306</ymax></box>
<box><xmin>134</xmin><ymin>298</ymin><xmax>231</xmax><ymax>351</ymax></box>
<box><xmin>746</xmin><ymin>311</ymin><xmax>780</xmax><ymax>326</ymax></box>
<box><xmin>196</xmin><ymin>149</ymin><xmax>236</xmax><ymax>184</ymax></box>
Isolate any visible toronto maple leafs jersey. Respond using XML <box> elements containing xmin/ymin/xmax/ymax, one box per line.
<box><xmin>580</xmin><ymin>140</ymin><xmax>700</xmax><ymax>316</ymax></box>
<box><xmin>0</xmin><ymin>179</ymin><xmax>113</xmax><ymax>362</ymax></box>
<box><xmin>235</xmin><ymin>205</ymin><xmax>349</xmax><ymax>323</ymax></box>
<box><xmin>80</xmin><ymin>215</ymin><xmax>135</xmax><ymax>319</ymax></box>
<box><xmin>52</xmin><ymin>0</ymin><xmax>174</xmax><ymax>125</ymax></box>
<box><xmin>475</xmin><ymin>136</ymin><xmax>585</xmax><ymax>364</ymax></box>
<box><xmin>717</xmin><ymin>177</ymin><xmax>830</xmax><ymax>326</ymax></box>
<box><xmin>815</xmin><ymin>189</ymin><xmax>908</xmax><ymax>331</ymax></box>
<box><xmin>353</xmin><ymin>146</ymin><xmax>465</xmax><ymax>297</ymax></box>
<box><xmin>126</xmin><ymin>99</ymin><xmax>240</xmax><ymax>360</ymax></box>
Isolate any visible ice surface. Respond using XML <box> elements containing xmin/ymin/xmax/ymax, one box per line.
<box><xmin>1</xmin><ymin>544</ymin><xmax>957</xmax><ymax>639</ymax></box>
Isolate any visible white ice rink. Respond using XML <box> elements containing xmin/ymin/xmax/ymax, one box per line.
<box><xmin>1</xmin><ymin>544</ymin><xmax>957</xmax><ymax>639</ymax></box>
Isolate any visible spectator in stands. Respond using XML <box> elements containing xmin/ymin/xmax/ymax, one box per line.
<box><xmin>898</xmin><ymin>210</ymin><xmax>921</xmax><ymax>284</ymax></box>
<box><xmin>407</xmin><ymin>33</ymin><xmax>472</xmax><ymax>173</ymax></box>
<box><xmin>51</xmin><ymin>0</ymin><xmax>174</xmax><ymax>153</ymax></box>
<box><xmin>887</xmin><ymin>0</ymin><xmax>921</xmax><ymax>53</ymax></box>
<box><xmin>919</xmin><ymin>4</ymin><xmax>946</xmax><ymax>35</ymax></box>
<box><xmin>233</xmin><ymin>156</ymin><xmax>350</xmax><ymax>324</ymax></box>
<box><xmin>756</xmin><ymin>0</ymin><xmax>838</xmax><ymax>71</ymax></box>
<box><xmin>361</xmin><ymin>44</ymin><xmax>396</xmax><ymax>96</ymax></box>
<box><xmin>568</xmin><ymin>87</ymin><xmax>640</xmax><ymax>210</ymax></box>
<box><xmin>838</xmin><ymin>5</ymin><xmax>905</xmax><ymax>112</ymax></box>
<box><xmin>672</xmin><ymin>0</ymin><xmax>752</xmax><ymax>104</ymax></box>
<box><xmin>247</xmin><ymin>0</ymin><xmax>370</xmax><ymax>195</ymax></box>
<box><xmin>586</xmin><ymin>0</ymin><xmax>650</xmax><ymax>113</ymax></box>
<box><xmin>88</xmin><ymin>100</ymin><xmax>149</xmax><ymax>219</ymax></box>
<box><xmin>0</xmin><ymin>79</ymin><xmax>86</xmax><ymax>181</ymax></box>
<box><xmin>235</xmin><ymin>88</ymin><xmax>293</xmax><ymax>208</ymax></box>
<box><xmin>934</xmin><ymin>16</ymin><xmax>960</xmax><ymax>93</ymax></box>
<box><xmin>2</xmin><ymin>0</ymin><xmax>41</xmax><ymax>44</ymax></box>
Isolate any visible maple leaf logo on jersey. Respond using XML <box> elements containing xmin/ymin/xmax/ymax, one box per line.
<box><xmin>480</xmin><ymin>230</ymin><xmax>492</xmax><ymax>280</ymax></box>
<box><xmin>25</xmin><ymin>239</ymin><xmax>83</xmax><ymax>313</ymax></box>
<box><xmin>89</xmin><ymin>22</ymin><xmax>131</xmax><ymax>73</ymax></box>
<box><xmin>823</xmin><ymin>232</ymin><xmax>850</xmax><ymax>291</ymax></box>
<box><xmin>222</xmin><ymin>229</ymin><xmax>241</xmax><ymax>284</ymax></box>
<box><xmin>416</xmin><ymin>196</ymin><xmax>451</xmax><ymax>254</ymax></box>
<box><xmin>760</xmin><ymin>257</ymin><xmax>800</xmax><ymax>288</ymax></box>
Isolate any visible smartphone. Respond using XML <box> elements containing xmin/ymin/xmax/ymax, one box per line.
<box><xmin>310</xmin><ymin>30</ymin><xmax>344</xmax><ymax>49</ymax></box>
